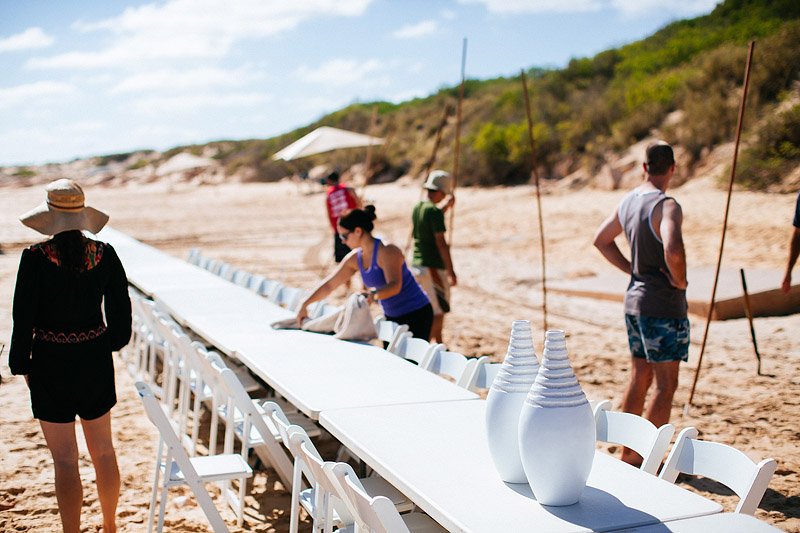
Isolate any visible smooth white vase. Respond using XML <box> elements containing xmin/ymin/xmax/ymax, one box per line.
<box><xmin>485</xmin><ymin>320</ymin><xmax>540</xmax><ymax>483</ymax></box>
<box><xmin>518</xmin><ymin>330</ymin><xmax>595</xmax><ymax>506</ymax></box>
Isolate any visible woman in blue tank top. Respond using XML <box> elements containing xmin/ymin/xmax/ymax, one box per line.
<box><xmin>296</xmin><ymin>205</ymin><xmax>433</xmax><ymax>340</ymax></box>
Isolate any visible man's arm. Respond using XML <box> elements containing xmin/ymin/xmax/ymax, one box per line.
<box><xmin>659</xmin><ymin>199</ymin><xmax>688</xmax><ymax>290</ymax></box>
<box><xmin>434</xmin><ymin>232</ymin><xmax>457</xmax><ymax>286</ymax></box>
<box><xmin>782</xmin><ymin>227</ymin><xmax>800</xmax><ymax>294</ymax></box>
<box><xmin>437</xmin><ymin>193</ymin><xmax>455</xmax><ymax>213</ymax></box>
<box><xmin>592</xmin><ymin>209</ymin><xmax>631</xmax><ymax>275</ymax></box>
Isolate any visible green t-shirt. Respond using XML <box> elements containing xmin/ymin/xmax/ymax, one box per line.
<box><xmin>412</xmin><ymin>200</ymin><xmax>446</xmax><ymax>268</ymax></box>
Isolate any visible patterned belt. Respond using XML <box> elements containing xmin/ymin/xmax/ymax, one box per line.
<box><xmin>33</xmin><ymin>324</ymin><xmax>107</xmax><ymax>344</ymax></box>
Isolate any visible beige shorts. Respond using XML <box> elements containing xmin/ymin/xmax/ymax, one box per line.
<box><xmin>412</xmin><ymin>266</ymin><xmax>450</xmax><ymax>315</ymax></box>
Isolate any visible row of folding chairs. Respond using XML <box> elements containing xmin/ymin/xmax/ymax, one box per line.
<box><xmin>124</xmin><ymin>289</ymin><xmax>329</xmax><ymax>531</ymax></box>
<box><xmin>187</xmin><ymin>248</ymin><xmax>322</xmax><ymax>313</ymax></box>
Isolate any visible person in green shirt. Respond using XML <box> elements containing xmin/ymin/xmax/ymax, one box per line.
<box><xmin>411</xmin><ymin>170</ymin><xmax>457</xmax><ymax>343</ymax></box>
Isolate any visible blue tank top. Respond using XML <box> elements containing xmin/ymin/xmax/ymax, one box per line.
<box><xmin>357</xmin><ymin>239</ymin><xmax>430</xmax><ymax>316</ymax></box>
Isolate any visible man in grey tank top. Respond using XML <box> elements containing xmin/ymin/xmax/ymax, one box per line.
<box><xmin>593</xmin><ymin>141</ymin><xmax>689</xmax><ymax>467</ymax></box>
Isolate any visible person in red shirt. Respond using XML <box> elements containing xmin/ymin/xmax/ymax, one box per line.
<box><xmin>324</xmin><ymin>171</ymin><xmax>361</xmax><ymax>263</ymax></box>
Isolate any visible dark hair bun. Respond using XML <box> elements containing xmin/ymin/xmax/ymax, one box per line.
<box><xmin>364</xmin><ymin>205</ymin><xmax>377</xmax><ymax>220</ymax></box>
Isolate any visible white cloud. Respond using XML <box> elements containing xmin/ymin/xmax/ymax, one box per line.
<box><xmin>609</xmin><ymin>0</ymin><xmax>720</xmax><ymax>17</ymax></box>
<box><xmin>457</xmin><ymin>0</ymin><xmax>602</xmax><ymax>14</ymax></box>
<box><xmin>393</xmin><ymin>20</ymin><xmax>438</xmax><ymax>39</ymax></box>
<box><xmin>441</xmin><ymin>9</ymin><xmax>457</xmax><ymax>20</ymax></box>
<box><xmin>294</xmin><ymin>58</ymin><xmax>386</xmax><ymax>87</ymax></box>
<box><xmin>0</xmin><ymin>81</ymin><xmax>76</xmax><ymax>109</ymax></box>
<box><xmin>131</xmin><ymin>91</ymin><xmax>273</xmax><ymax>114</ymax></box>
<box><xmin>111</xmin><ymin>67</ymin><xmax>263</xmax><ymax>94</ymax></box>
<box><xmin>0</xmin><ymin>27</ymin><xmax>55</xmax><ymax>53</ymax></box>
<box><xmin>457</xmin><ymin>0</ymin><xmax>718</xmax><ymax>15</ymax></box>
<box><xmin>28</xmin><ymin>0</ymin><xmax>372</xmax><ymax>70</ymax></box>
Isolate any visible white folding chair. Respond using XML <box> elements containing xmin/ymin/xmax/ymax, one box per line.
<box><xmin>374</xmin><ymin>316</ymin><xmax>410</xmax><ymax>353</ymax></box>
<box><xmin>231</xmin><ymin>270</ymin><xmax>252</xmax><ymax>288</ymax></box>
<box><xmin>187</xmin><ymin>248</ymin><xmax>202</xmax><ymax>265</ymax></box>
<box><xmin>284</xmin><ymin>426</ymin><xmax>414</xmax><ymax>533</ymax></box>
<box><xmin>213</xmin><ymin>365</ymin><xmax>294</xmax><ymax>491</ymax></box>
<box><xmin>329</xmin><ymin>462</ymin><xmax>446</xmax><ymax>533</ymax></box>
<box><xmin>137</xmin><ymin>382</ymin><xmax>252</xmax><ymax>533</ymax></box>
<box><xmin>257</xmin><ymin>278</ymin><xmax>284</xmax><ymax>302</ymax></box>
<box><xmin>391</xmin><ymin>333</ymin><xmax>441</xmax><ymax>366</ymax></box>
<box><xmin>277</xmin><ymin>286</ymin><xmax>307</xmax><ymax>312</ymax></box>
<box><xmin>460</xmin><ymin>355</ymin><xmax>501</xmax><ymax>392</ymax></box>
<box><xmin>423</xmin><ymin>349</ymin><xmax>475</xmax><ymax>385</ymax></box>
<box><xmin>248</xmin><ymin>274</ymin><xmax>266</xmax><ymax>293</ymax></box>
<box><xmin>659</xmin><ymin>427</ymin><xmax>777</xmax><ymax>514</ymax></box>
<box><xmin>593</xmin><ymin>403</ymin><xmax>674</xmax><ymax>475</ymax></box>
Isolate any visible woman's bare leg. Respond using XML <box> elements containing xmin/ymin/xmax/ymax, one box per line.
<box><xmin>39</xmin><ymin>420</ymin><xmax>82</xmax><ymax>533</ymax></box>
<box><xmin>81</xmin><ymin>412</ymin><xmax>120</xmax><ymax>533</ymax></box>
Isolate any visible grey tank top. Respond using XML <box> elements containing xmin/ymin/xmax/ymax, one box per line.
<box><xmin>618</xmin><ymin>188</ymin><xmax>687</xmax><ymax>319</ymax></box>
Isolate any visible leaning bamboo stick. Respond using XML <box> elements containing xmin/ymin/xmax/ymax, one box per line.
<box><xmin>520</xmin><ymin>69</ymin><xmax>548</xmax><ymax>333</ymax></box>
<box><xmin>359</xmin><ymin>106</ymin><xmax>379</xmax><ymax>198</ymax></box>
<box><xmin>448</xmin><ymin>37</ymin><xmax>468</xmax><ymax>241</ymax></box>
<box><xmin>685</xmin><ymin>40</ymin><xmax>756</xmax><ymax>411</ymax></box>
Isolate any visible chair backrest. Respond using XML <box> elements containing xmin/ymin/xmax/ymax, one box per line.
<box><xmin>231</xmin><ymin>270</ymin><xmax>252</xmax><ymax>288</ymax></box>
<box><xmin>187</xmin><ymin>248</ymin><xmax>202</xmax><ymax>265</ymax></box>
<box><xmin>290</xmin><ymin>430</ymin><xmax>354</xmax><ymax>525</ymax></box>
<box><xmin>329</xmin><ymin>462</ymin><xmax>410</xmax><ymax>533</ymax></box>
<box><xmin>593</xmin><ymin>404</ymin><xmax>674</xmax><ymax>475</ymax></box>
<box><xmin>220</xmin><ymin>265</ymin><xmax>237</xmax><ymax>282</ymax></box>
<box><xmin>277</xmin><ymin>286</ymin><xmax>307</xmax><ymax>311</ymax></box>
<box><xmin>659</xmin><ymin>427</ymin><xmax>777</xmax><ymax>514</ymax></box>
<box><xmin>374</xmin><ymin>317</ymin><xmax>410</xmax><ymax>353</ymax></box>
<box><xmin>137</xmin><ymin>381</ymin><xmax>184</xmax><ymax>450</ymax></box>
<box><xmin>460</xmin><ymin>356</ymin><xmax>501</xmax><ymax>392</ymax></box>
<box><xmin>424</xmin><ymin>349</ymin><xmax>473</xmax><ymax>384</ymax></box>
<box><xmin>248</xmin><ymin>274</ymin><xmax>266</xmax><ymax>293</ymax></box>
<box><xmin>392</xmin><ymin>333</ymin><xmax>440</xmax><ymax>366</ymax></box>
<box><xmin>258</xmin><ymin>279</ymin><xmax>284</xmax><ymax>302</ymax></box>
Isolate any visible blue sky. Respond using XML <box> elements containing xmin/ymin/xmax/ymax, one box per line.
<box><xmin>0</xmin><ymin>0</ymin><xmax>720</xmax><ymax>166</ymax></box>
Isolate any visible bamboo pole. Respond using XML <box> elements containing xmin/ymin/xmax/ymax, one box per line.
<box><xmin>520</xmin><ymin>69</ymin><xmax>548</xmax><ymax>333</ymax></box>
<box><xmin>448</xmin><ymin>37</ymin><xmax>468</xmax><ymax>239</ymax></box>
<box><xmin>359</xmin><ymin>106</ymin><xmax>379</xmax><ymax>198</ymax></box>
<box><xmin>404</xmin><ymin>103</ymin><xmax>454</xmax><ymax>256</ymax></box>
<box><xmin>685</xmin><ymin>41</ymin><xmax>756</xmax><ymax>411</ymax></box>
<box><xmin>739</xmin><ymin>268</ymin><xmax>762</xmax><ymax>375</ymax></box>
<box><xmin>424</xmin><ymin>103</ymin><xmax>453</xmax><ymax>181</ymax></box>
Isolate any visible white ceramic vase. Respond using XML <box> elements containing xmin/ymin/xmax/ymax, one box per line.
<box><xmin>485</xmin><ymin>320</ymin><xmax>540</xmax><ymax>483</ymax></box>
<box><xmin>518</xmin><ymin>330</ymin><xmax>595</xmax><ymax>506</ymax></box>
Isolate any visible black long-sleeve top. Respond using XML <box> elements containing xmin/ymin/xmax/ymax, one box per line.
<box><xmin>9</xmin><ymin>239</ymin><xmax>132</xmax><ymax>375</ymax></box>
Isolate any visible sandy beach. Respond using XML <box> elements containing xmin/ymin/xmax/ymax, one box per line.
<box><xmin>0</xmin><ymin>178</ymin><xmax>798</xmax><ymax>531</ymax></box>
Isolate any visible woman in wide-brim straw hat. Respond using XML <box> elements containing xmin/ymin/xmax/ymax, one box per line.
<box><xmin>10</xmin><ymin>178</ymin><xmax>131</xmax><ymax>533</ymax></box>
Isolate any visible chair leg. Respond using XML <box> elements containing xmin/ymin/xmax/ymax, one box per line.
<box><xmin>290</xmin><ymin>460</ymin><xmax>302</xmax><ymax>533</ymax></box>
<box><xmin>156</xmin><ymin>450</ymin><xmax>172</xmax><ymax>533</ymax></box>
<box><xmin>148</xmin><ymin>440</ymin><xmax>164</xmax><ymax>533</ymax></box>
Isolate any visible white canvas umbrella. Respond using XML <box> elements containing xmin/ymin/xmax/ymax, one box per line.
<box><xmin>272</xmin><ymin>126</ymin><xmax>384</xmax><ymax>161</ymax></box>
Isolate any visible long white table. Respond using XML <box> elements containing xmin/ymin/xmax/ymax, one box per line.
<box><xmin>101</xmin><ymin>227</ymin><xmax>478</xmax><ymax>420</ymax></box>
<box><xmin>320</xmin><ymin>401</ymin><xmax>723</xmax><ymax>533</ymax></box>
<box><xmin>622</xmin><ymin>512</ymin><xmax>782</xmax><ymax>532</ymax></box>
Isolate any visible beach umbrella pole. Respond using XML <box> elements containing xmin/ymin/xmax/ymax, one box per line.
<box><xmin>520</xmin><ymin>69</ymin><xmax>548</xmax><ymax>333</ymax></box>
<box><xmin>685</xmin><ymin>40</ymin><xmax>755</xmax><ymax>412</ymax></box>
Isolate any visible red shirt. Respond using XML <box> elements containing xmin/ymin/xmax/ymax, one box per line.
<box><xmin>326</xmin><ymin>184</ymin><xmax>357</xmax><ymax>230</ymax></box>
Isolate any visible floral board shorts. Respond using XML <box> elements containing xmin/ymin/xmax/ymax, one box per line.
<box><xmin>625</xmin><ymin>314</ymin><xmax>690</xmax><ymax>363</ymax></box>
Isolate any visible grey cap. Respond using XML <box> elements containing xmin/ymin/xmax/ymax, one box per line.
<box><xmin>423</xmin><ymin>170</ymin><xmax>452</xmax><ymax>194</ymax></box>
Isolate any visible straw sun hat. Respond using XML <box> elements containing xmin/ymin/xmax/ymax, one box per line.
<box><xmin>19</xmin><ymin>179</ymin><xmax>109</xmax><ymax>236</ymax></box>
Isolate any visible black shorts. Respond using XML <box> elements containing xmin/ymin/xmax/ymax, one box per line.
<box><xmin>28</xmin><ymin>335</ymin><xmax>117</xmax><ymax>423</ymax></box>
<box><xmin>386</xmin><ymin>303</ymin><xmax>434</xmax><ymax>342</ymax></box>
<box><xmin>334</xmin><ymin>233</ymin><xmax>351</xmax><ymax>263</ymax></box>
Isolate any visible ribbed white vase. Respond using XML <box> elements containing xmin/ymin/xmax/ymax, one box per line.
<box><xmin>518</xmin><ymin>330</ymin><xmax>595</xmax><ymax>506</ymax></box>
<box><xmin>485</xmin><ymin>320</ymin><xmax>540</xmax><ymax>483</ymax></box>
